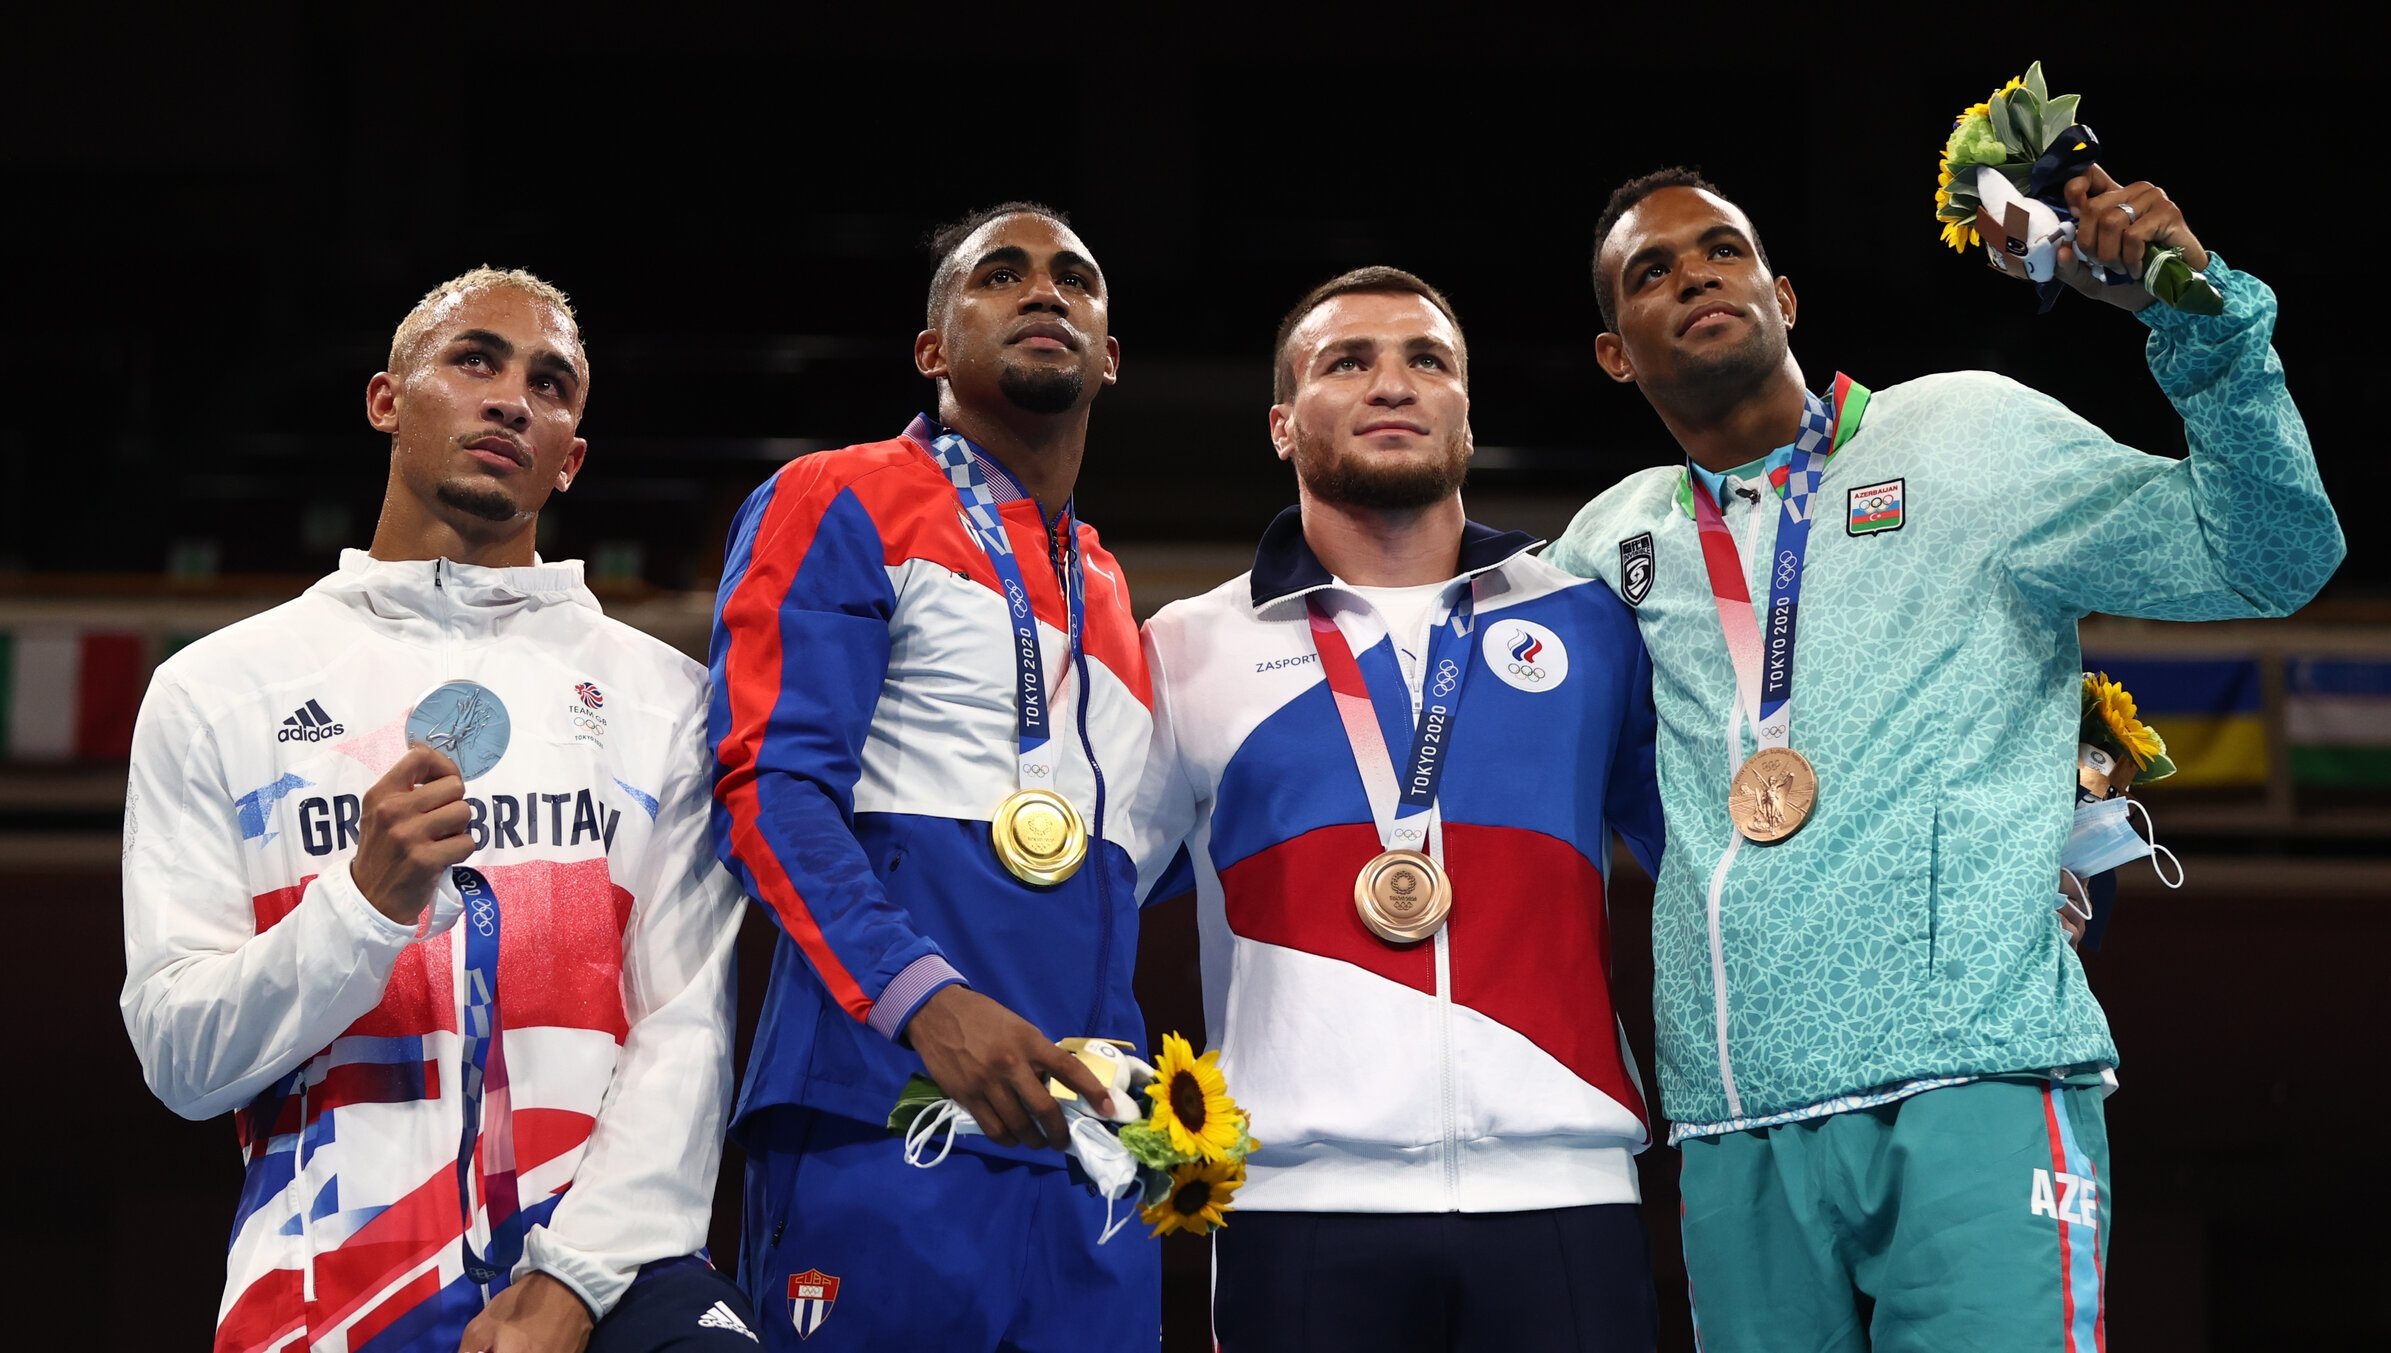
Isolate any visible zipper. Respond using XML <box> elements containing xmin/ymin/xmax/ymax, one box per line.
<box><xmin>1435</xmin><ymin>920</ymin><xmax>1459</xmax><ymax>1209</ymax></box>
<box><xmin>1386</xmin><ymin>590</ymin><xmax>1462</xmax><ymax>1209</ymax></box>
<box><xmin>1702</xmin><ymin>482</ymin><xmax>1774</xmax><ymax>1119</ymax></box>
<box><xmin>1047</xmin><ymin>514</ymin><xmax>1115</xmax><ymax>1035</ymax></box>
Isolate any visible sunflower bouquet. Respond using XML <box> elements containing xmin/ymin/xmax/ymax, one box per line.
<box><xmin>2077</xmin><ymin>671</ymin><xmax>2176</xmax><ymax>801</ymax></box>
<box><xmin>1932</xmin><ymin>61</ymin><xmax>2222</xmax><ymax>314</ymax></box>
<box><xmin>888</xmin><ymin>1031</ymin><xmax>1258</xmax><ymax>1242</ymax></box>
<box><xmin>2061</xmin><ymin>671</ymin><xmax>2183</xmax><ymax>945</ymax></box>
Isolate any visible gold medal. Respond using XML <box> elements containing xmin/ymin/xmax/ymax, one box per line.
<box><xmin>1728</xmin><ymin>747</ymin><xmax>1819</xmax><ymax>844</ymax></box>
<box><xmin>1353</xmin><ymin>848</ymin><xmax>1451</xmax><ymax>944</ymax></box>
<box><xmin>990</xmin><ymin>787</ymin><xmax>1088</xmax><ymax>886</ymax></box>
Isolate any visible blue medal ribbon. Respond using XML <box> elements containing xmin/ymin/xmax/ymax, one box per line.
<box><xmin>926</xmin><ymin>430</ymin><xmax>1085</xmax><ymax>790</ymax></box>
<box><xmin>1305</xmin><ymin>586</ymin><xmax>1478</xmax><ymax>852</ymax></box>
<box><xmin>451</xmin><ymin>864</ymin><xmax>525</xmax><ymax>1291</ymax></box>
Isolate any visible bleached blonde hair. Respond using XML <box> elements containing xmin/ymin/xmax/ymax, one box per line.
<box><xmin>386</xmin><ymin>266</ymin><xmax>582</xmax><ymax>377</ymax></box>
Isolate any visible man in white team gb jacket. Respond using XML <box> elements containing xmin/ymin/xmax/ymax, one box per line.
<box><xmin>121</xmin><ymin>268</ymin><xmax>759</xmax><ymax>1352</ymax></box>
<box><xmin>1129</xmin><ymin>267</ymin><xmax>1667</xmax><ymax>1352</ymax></box>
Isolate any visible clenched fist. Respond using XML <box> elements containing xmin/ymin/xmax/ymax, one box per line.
<box><xmin>349</xmin><ymin>744</ymin><xmax>476</xmax><ymax>926</ymax></box>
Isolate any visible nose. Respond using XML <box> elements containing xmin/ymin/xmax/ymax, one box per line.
<box><xmin>1676</xmin><ymin>248</ymin><xmax>1724</xmax><ymax>301</ymax></box>
<box><xmin>1365</xmin><ymin>358</ymin><xmax>1418</xmax><ymax>407</ymax></box>
<box><xmin>481</xmin><ymin>378</ymin><xmax>532</xmax><ymax>432</ymax></box>
<box><xmin>1017</xmin><ymin>267</ymin><xmax>1068</xmax><ymax>314</ymax></box>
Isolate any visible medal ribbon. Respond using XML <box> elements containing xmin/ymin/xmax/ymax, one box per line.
<box><xmin>928</xmin><ymin>431</ymin><xmax>1086</xmax><ymax>795</ymax></box>
<box><xmin>452</xmin><ymin>865</ymin><xmax>526</xmax><ymax>1292</ymax></box>
<box><xmin>1686</xmin><ymin>375</ymin><xmax>1864</xmax><ymax>754</ymax></box>
<box><xmin>1303</xmin><ymin>585</ymin><xmax>1478</xmax><ymax>857</ymax></box>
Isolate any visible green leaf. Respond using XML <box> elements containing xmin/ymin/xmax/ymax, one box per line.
<box><xmin>885</xmin><ymin>1074</ymin><xmax>948</xmax><ymax>1137</ymax></box>
<box><xmin>2004</xmin><ymin>88</ymin><xmax>2046</xmax><ymax>154</ymax></box>
<box><xmin>2040</xmin><ymin>95</ymin><xmax>2082</xmax><ymax>141</ymax></box>
<box><xmin>2024</xmin><ymin>60</ymin><xmax>2048</xmax><ymax>101</ymax></box>
<box><xmin>1139</xmin><ymin>1167</ymin><xmax>1175</xmax><ymax>1207</ymax></box>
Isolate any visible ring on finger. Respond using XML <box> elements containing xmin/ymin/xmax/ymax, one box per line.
<box><xmin>2116</xmin><ymin>201</ymin><xmax>2138</xmax><ymax>223</ymax></box>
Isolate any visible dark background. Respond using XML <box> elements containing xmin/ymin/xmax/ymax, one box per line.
<box><xmin>1</xmin><ymin>8</ymin><xmax>2379</xmax><ymax>602</ymax></box>
<box><xmin>5</xmin><ymin>7</ymin><xmax>2383</xmax><ymax>1350</ymax></box>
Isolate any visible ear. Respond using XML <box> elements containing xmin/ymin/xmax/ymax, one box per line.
<box><xmin>1098</xmin><ymin>334</ymin><xmax>1121</xmax><ymax>388</ymax></box>
<box><xmin>365</xmin><ymin>372</ymin><xmax>401</xmax><ymax>434</ymax></box>
<box><xmin>1593</xmin><ymin>332</ymin><xmax>1636</xmax><ymax>385</ymax></box>
<box><xmin>1776</xmin><ymin>275</ymin><xmax>1798</xmax><ymax>331</ymax></box>
<box><xmin>556</xmin><ymin>438</ymin><xmax>588</xmax><ymax>492</ymax></box>
<box><xmin>1266</xmin><ymin>404</ymin><xmax>1296</xmax><ymax>462</ymax></box>
<box><xmin>913</xmin><ymin>328</ymin><xmax>947</xmax><ymax>383</ymax></box>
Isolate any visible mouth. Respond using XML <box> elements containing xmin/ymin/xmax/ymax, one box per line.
<box><xmin>1677</xmin><ymin>302</ymin><xmax>1746</xmax><ymax>337</ymax></box>
<box><xmin>463</xmin><ymin>434</ymin><xmax>531</xmax><ymax>470</ymax></box>
<box><xmin>1354</xmin><ymin>419</ymin><xmax>1431</xmax><ymax>438</ymax></box>
<box><xmin>1007</xmin><ymin>321</ymin><xmax>1081</xmax><ymax>353</ymax></box>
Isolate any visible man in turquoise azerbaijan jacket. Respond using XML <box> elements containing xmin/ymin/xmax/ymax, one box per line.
<box><xmin>1547</xmin><ymin>166</ymin><xmax>2340</xmax><ymax>1351</ymax></box>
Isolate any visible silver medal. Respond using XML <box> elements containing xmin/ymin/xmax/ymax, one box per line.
<box><xmin>406</xmin><ymin>680</ymin><xmax>511</xmax><ymax>780</ymax></box>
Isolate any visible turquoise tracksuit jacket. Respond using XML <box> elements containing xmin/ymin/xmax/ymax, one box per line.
<box><xmin>1547</xmin><ymin>257</ymin><xmax>2342</xmax><ymax>1129</ymax></box>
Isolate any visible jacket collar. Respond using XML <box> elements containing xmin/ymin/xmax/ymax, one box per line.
<box><xmin>901</xmin><ymin>413</ymin><xmax>1049</xmax><ymax>511</ymax></box>
<box><xmin>311</xmin><ymin>548</ymin><xmax>598</xmax><ymax>620</ymax></box>
<box><xmin>1246</xmin><ymin>504</ymin><xmax>1541</xmax><ymax>610</ymax></box>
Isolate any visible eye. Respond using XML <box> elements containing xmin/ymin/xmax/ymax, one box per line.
<box><xmin>1712</xmin><ymin>243</ymin><xmax>1741</xmax><ymax>259</ymax></box>
<box><xmin>1412</xmin><ymin>353</ymin><xmax>1445</xmax><ymax>370</ymax></box>
<box><xmin>1639</xmin><ymin>262</ymin><xmax>1668</xmax><ymax>285</ymax></box>
<box><xmin>1330</xmin><ymin>356</ymin><xmax>1363</xmax><ymax>372</ymax></box>
<box><xmin>986</xmin><ymin>267</ymin><xmax>1019</xmax><ymax>285</ymax></box>
<box><xmin>1059</xmin><ymin>271</ymin><xmax>1088</xmax><ymax>289</ymax></box>
<box><xmin>457</xmin><ymin>349</ymin><xmax>491</xmax><ymax>370</ymax></box>
<box><xmin>532</xmin><ymin>374</ymin><xmax>561</xmax><ymax>394</ymax></box>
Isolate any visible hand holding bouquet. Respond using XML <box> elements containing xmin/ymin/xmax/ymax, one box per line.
<box><xmin>891</xmin><ymin>1032</ymin><xmax>1259</xmax><ymax>1242</ymax></box>
<box><xmin>1933</xmin><ymin>61</ymin><xmax>2223</xmax><ymax>315</ymax></box>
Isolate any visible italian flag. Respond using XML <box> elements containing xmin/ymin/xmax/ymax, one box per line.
<box><xmin>0</xmin><ymin>629</ymin><xmax>147</xmax><ymax>761</ymax></box>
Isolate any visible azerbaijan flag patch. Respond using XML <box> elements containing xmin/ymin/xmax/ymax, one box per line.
<box><xmin>1847</xmin><ymin>479</ymin><xmax>1905</xmax><ymax>535</ymax></box>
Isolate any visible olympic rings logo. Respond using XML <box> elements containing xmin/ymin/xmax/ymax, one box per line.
<box><xmin>1430</xmin><ymin>660</ymin><xmax>1461</xmax><ymax>698</ymax></box>
<box><xmin>1775</xmin><ymin>550</ymin><xmax>1799</xmax><ymax>588</ymax></box>
<box><xmin>1506</xmin><ymin>663</ymin><xmax>1548</xmax><ymax>682</ymax></box>
<box><xmin>469</xmin><ymin>894</ymin><xmax>497</xmax><ymax>937</ymax></box>
<box><xmin>1022</xmin><ymin>763</ymin><xmax>1052</xmax><ymax>777</ymax></box>
<box><xmin>1005</xmin><ymin>580</ymin><xmax>1030</xmax><ymax>617</ymax></box>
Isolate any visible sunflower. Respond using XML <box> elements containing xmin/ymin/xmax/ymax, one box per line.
<box><xmin>1940</xmin><ymin>218</ymin><xmax>1980</xmax><ymax>253</ymax></box>
<box><xmin>1141</xmin><ymin>1157</ymin><xmax>1246</xmax><ymax>1237</ymax></box>
<box><xmin>2084</xmin><ymin>672</ymin><xmax>2165</xmax><ymax>769</ymax></box>
<box><xmin>1145</xmin><ymin>1032</ymin><xmax>1244</xmax><ymax>1163</ymax></box>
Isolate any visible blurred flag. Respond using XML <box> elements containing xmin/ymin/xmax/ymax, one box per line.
<box><xmin>0</xmin><ymin>628</ymin><xmax>145</xmax><ymax>762</ymax></box>
<box><xmin>2285</xmin><ymin>659</ymin><xmax>2391</xmax><ymax>788</ymax></box>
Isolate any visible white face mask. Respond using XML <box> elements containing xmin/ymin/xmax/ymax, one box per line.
<box><xmin>2062</xmin><ymin>795</ymin><xmax>2183</xmax><ymax>887</ymax></box>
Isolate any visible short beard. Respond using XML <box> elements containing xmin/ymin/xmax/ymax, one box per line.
<box><xmin>1293</xmin><ymin>425</ymin><xmax>1469</xmax><ymax>513</ymax></box>
<box><xmin>436</xmin><ymin>480</ymin><xmax>520</xmax><ymax>524</ymax></box>
<box><xmin>998</xmin><ymin>362</ymin><xmax>1084</xmax><ymax>415</ymax></box>
<box><xmin>1658</xmin><ymin>319</ymin><xmax>1786</xmax><ymax>410</ymax></box>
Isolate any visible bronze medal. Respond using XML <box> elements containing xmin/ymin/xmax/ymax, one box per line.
<box><xmin>1353</xmin><ymin>848</ymin><xmax>1451</xmax><ymax>944</ymax></box>
<box><xmin>991</xmin><ymin>787</ymin><xmax>1088</xmax><ymax>886</ymax></box>
<box><xmin>1728</xmin><ymin>747</ymin><xmax>1818</xmax><ymax>844</ymax></box>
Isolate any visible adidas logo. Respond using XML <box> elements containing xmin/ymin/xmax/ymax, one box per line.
<box><xmin>276</xmin><ymin>699</ymin><xmax>346</xmax><ymax>743</ymax></box>
<box><xmin>697</xmin><ymin>1300</ymin><xmax>758</xmax><ymax>1341</ymax></box>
